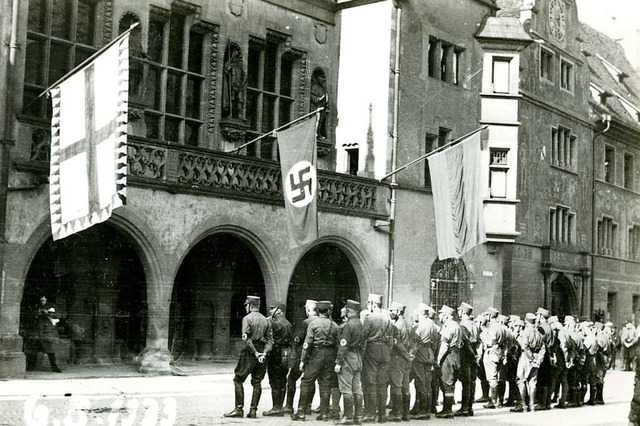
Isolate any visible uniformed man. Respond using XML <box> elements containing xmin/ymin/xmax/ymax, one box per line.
<box><xmin>388</xmin><ymin>301</ymin><xmax>414</xmax><ymax>421</ymax></box>
<box><xmin>592</xmin><ymin>321</ymin><xmax>609</xmax><ymax>405</ymax></box>
<box><xmin>480</xmin><ymin>307</ymin><xmax>506</xmax><ymax>409</ymax></box>
<box><xmin>263</xmin><ymin>302</ymin><xmax>292</xmax><ymax>417</ymax></box>
<box><xmin>583</xmin><ymin>321</ymin><xmax>599</xmax><ymax>406</ymax></box>
<box><xmin>496</xmin><ymin>314</ymin><xmax>515</xmax><ymax>407</ymax></box>
<box><xmin>436</xmin><ymin>305</ymin><xmax>462</xmax><ymax>419</ymax></box>
<box><xmin>456</xmin><ymin>302</ymin><xmax>478</xmax><ymax>417</ymax></box>
<box><xmin>285</xmin><ymin>299</ymin><xmax>318</xmax><ymax>414</ymax></box>
<box><xmin>515</xmin><ymin>313</ymin><xmax>545</xmax><ymax>412</ymax></box>
<box><xmin>427</xmin><ymin>305</ymin><xmax>442</xmax><ymax>415</ymax></box>
<box><xmin>334</xmin><ymin>299</ymin><xmax>365</xmax><ymax>425</ymax></box>
<box><xmin>474</xmin><ymin>314</ymin><xmax>490</xmax><ymax>403</ymax></box>
<box><xmin>410</xmin><ymin>303</ymin><xmax>439</xmax><ymax>420</ymax></box>
<box><xmin>224</xmin><ymin>296</ymin><xmax>274</xmax><ymax>419</ymax></box>
<box><xmin>534</xmin><ymin>307</ymin><xmax>553</xmax><ymax>410</ymax></box>
<box><xmin>505</xmin><ymin>315</ymin><xmax>523</xmax><ymax>407</ymax></box>
<box><xmin>292</xmin><ymin>300</ymin><xmax>339</xmax><ymax>421</ymax></box>
<box><xmin>622</xmin><ymin>321</ymin><xmax>637</xmax><ymax>371</ymax></box>
<box><xmin>549</xmin><ymin>316</ymin><xmax>572</xmax><ymax>409</ymax></box>
<box><xmin>361</xmin><ymin>293</ymin><xmax>394</xmax><ymax>423</ymax></box>
<box><xmin>565</xmin><ymin>315</ymin><xmax>585</xmax><ymax>408</ymax></box>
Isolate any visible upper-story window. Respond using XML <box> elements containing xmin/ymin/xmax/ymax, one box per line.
<box><xmin>549</xmin><ymin>205</ymin><xmax>575</xmax><ymax>246</ymax></box>
<box><xmin>23</xmin><ymin>0</ymin><xmax>100</xmax><ymax>117</ymax></box>
<box><xmin>540</xmin><ymin>47</ymin><xmax>555</xmax><ymax>82</ymax></box>
<box><xmin>491</xmin><ymin>57</ymin><xmax>511</xmax><ymax>94</ymax></box>
<box><xmin>489</xmin><ymin>148</ymin><xmax>509</xmax><ymax>198</ymax></box>
<box><xmin>424</xmin><ymin>133</ymin><xmax>437</xmax><ymax>188</ymax></box>
<box><xmin>624</xmin><ymin>152</ymin><xmax>634</xmax><ymax>190</ymax></box>
<box><xmin>551</xmin><ymin>126</ymin><xmax>575</xmax><ymax>170</ymax></box>
<box><xmin>427</xmin><ymin>36</ymin><xmax>464</xmax><ymax>86</ymax></box>
<box><xmin>245</xmin><ymin>34</ymin><xmax>297</xmax><ymax>160</ymax></box>
<box><xmin>560</xmin><ymin>58</ymin><xmax>574</xmax><ymax>92</ymax></box>
<box><xmin>604</xmin><ymin>145</ymin><xmax>615</xmax><ymax>183</ymax></box>
<box><xmin>143</xmin><ymin>9</ymin><xmax>206</xmax><ymax>146</ymax></box>
<box><xmin>598</xmin><ymin>216</ymin><xmax>618</xmax><ymax>256</ymax></box>
<box><xmin>629</xmin><ymin>225</ymin><xmax>640</xmax><ymax>261</ymax></box>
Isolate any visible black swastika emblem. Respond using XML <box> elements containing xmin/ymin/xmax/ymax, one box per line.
<box><xmin>289</xmin><ymin>166</ymin><xmax>313</xmax><ymax>203</ymax></box>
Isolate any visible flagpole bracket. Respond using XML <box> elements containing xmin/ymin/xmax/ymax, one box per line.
<box><xmin>373</xmin><ymin>220</ymin><xmax>391</xmax><ymax>234</ymax></box>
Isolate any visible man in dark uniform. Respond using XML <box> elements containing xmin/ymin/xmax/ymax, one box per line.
<box><xmin>334</xmin><ymin>299</ymin><xmax>365</xmax><ymax>425</ymax></box>
<box><xmin>534</xmin><ymin>307</ymin><xmax>553</xmax><ymax>410</ymax></box>
<box><xmin>436</xmin><ymin>305</ymin><xmax>462</xmax><ymax>419</ymax></box>
<box><xmin>456</xmin><ymin>302</ymin><xmax>478</xmax><ymax>417</ymax></box>
<box><xmin>263</xmin><ymin>302</ymin><xmax>292</xmax><ymax>417</ymax></box>
<box><xmin>388</xmin><ymin>301</ymin><xmax>414</xmax><ymax>421</ymax></box>
<box><xmin>285</xmin><ymin>299</ymin><xmax>318</xmax><ymax>414</ymax></box>
<box><xmin>26</xmin><ymin>295</ymin><xmax>62</xmax><ymax>373</ymax></box>
<box><xmin>410</xmin><ymin>303</ymin><xmax>439</xmax><ymax>420</ymax></box>
<box><xmin>481</xmin><ymin>307</ymin><xmax>506</xmax><ymax>409</ymax></box>
<box><xmin>292</xmin><ymin>300</ymin><xmax>339</xmax><ymax>421</ymax></box>
<box><xmin>361</xmin><ymin>293</ymin><xmax>394</xmax><ymax>423</ymax></box>
<box><xmin>224</xmin><ymin>296</ymin><xmax>274</xmax><ymax>419</ymax></box>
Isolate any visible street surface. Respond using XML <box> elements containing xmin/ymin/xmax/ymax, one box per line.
<box><xmin>0</xmin><ymin>370</ymin><xmax>633</xmax><ymax>426</ymax></box>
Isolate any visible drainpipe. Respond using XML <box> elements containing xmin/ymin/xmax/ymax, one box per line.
<box><xmin>590</xmin><ymin>114</ymin><xmax>611</xmax><ymax>318</ymax></box>
<box><xmin>387</xmin><ymin>1</ymin><xmax>402</xmax><ymax>306</ymax></box>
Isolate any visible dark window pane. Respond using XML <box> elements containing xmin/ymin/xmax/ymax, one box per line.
<box><xmin>168</xmin><ymin>14</ymin><xmax>185</xmax><ymax>69</ymax></box>
<box><xmin>51</xmin><ymin>0</ymin><xmax>71</xmax><ymax>40</ymax></box>
<box><xmin>129</xmin><ymin>58</ymin><xmax>144</xmax><ymax>99</ymax></box>
<box><xmin>145</xmin><ymin>114</ymin><xmax>160</xmax><ymax>139</ymax></box>
<box><xmin>246</xmin><ymin>134</ymin><xmax>257</xmax><ymax>157</ymax></box>
<box><xmin>261</xmin><ymin>95</ymin><xmax>275</xmax><ymax>132</ymax></box>
<box><xmin>25</xmin><ymin>38</ymin><xmax>46</xmax><ymax>85</ymax></box>
<box><xmin>75</xmin><ymin>47</ymin><xmax>95</xmax><ymax>67</ymax></box>
<box><xmin>247</xmin><ymin>46</ymin><xmax>261</xmax><ymax>88</ymax></box>
<box><xmin>263</xmin><ymin>42</ymin><xmax>278</xmax><ymax>92</ymax></box>
<box><xmin>280</xmin><ymin>57</ymin><xmax>293</xmax><ymax>96</ymax></box>
<box><xmin>144</xmin><ymin>66</ymin><xmax>162</xmax><ymax>110</ymax></box>
<box><xmin>246</xmin><ymin>90</ymin><xmax>259</xmax><ymax>131</ymax></box>
<box><xmin>49</xmin><ymin>42</ymin><xmax>70</xmax><ymax>84</ymax></box>
<box><xmin>165</xmin><ymin>117</ymin><xmax>180</xmax><ymax>142</ymax></box>
<box><xmin>186</xmin><ymin>77</ymin><xmax>201</xmax><ymax>118</ymax></box>
<box><xmin>166</xmin><ymin>72</ymin><xmax>182</xmax><ymax>115</ymax></box>
<box><xmin>27</xmin><ymin>0</ymin><xmax>46</xmax><ymax>33</ymax></box>
<box><xmin>279</xmin><ymin>99</ymin><xmax>292</xmax><ymax>127</ymax></box>
<box><xmin>76</xmin><ymin>0</ymin><xmax>96</xmax><ymax>46</ymax></box>
<box><xmin>261</xmin><ymin>138</ymin><xmax>273</xmax><ymax>160</ymax></box>
<box><xmin>185</xmin><ymin>121</ymin><xmax>200</xmax><ymax>146</ymax></box>
<box><xmin>22</xmin><ymin>87</ymin><xmax>45</xmax><ymax>116</ymax></box>
<box><xmin>148</xmin><ymin>19</ymin><xmax>165</xmax><ymax>63</ymax></box>
<box><xmin>188</xmin><ymin>31</ymin><xmax>203</xmax><ymax>73</ymax></box>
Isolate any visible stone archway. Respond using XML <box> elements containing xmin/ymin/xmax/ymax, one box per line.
<box><xmin>551</xmin><ymin>273</ymin><xmax>577</xmax><ymax>319</ymax></box>
<box><xmin>20</xmin><ymin>224</ymin><xmax>147</xmax><ymax>370</ymax></box>
<box><xmin>429</xmin><ymin>258</ymin><xmax>475</xmax><ymax>312</ymax></box>
<box><xmin>286</xmin><ymin>242</ymin><xmax>360</xmax><ymax>326</ymax></box>
<box><xmin>169</xmin><ymin>233</ymin><xmax>266</xmax><ymax>360</ymax></box>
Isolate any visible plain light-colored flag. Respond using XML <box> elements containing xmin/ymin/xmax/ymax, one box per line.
<box><xmin>49</xmin><ymin>35</ymin><xmax>129</xmax><ymax>240</ymax></box>
<box><xmin>428</xmin><ymin>130</ymin><xmax>486</xmax><ymax>259</ymax></box>
<box><xmin>277</xmin><ymin>114</ymin><xmax>319</xmax><ymax>247</ymax></box>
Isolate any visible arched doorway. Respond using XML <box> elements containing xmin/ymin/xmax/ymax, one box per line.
<box><xmin>551</xmin><ymin>274</ymin><xmax>577</xmax><ymax>320</ymax></box>
<box><xmin>170</xmin><ymin>234</ymin><xmax>266</xmax><ymax>360</ymax></box>
<box><xmin>287</xmin><ymin>243</ymin><xmax>360</xmax><ymax>326</ymax></box>
<box><xmin>20</xmin><ymin>225</ymin><xmax>147</xmax><ymax>368</ymax></box>
<box><xmin>429</xmin><ymin>258</ymin><xmax>474</xmax><ymax>312</ymax></box>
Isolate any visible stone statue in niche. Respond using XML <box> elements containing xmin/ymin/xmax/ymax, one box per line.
<box><xmin>222</xmin><ymin>44</ymin><xmax>247</xmax><ymax>120</ymax></box>
<box><xmin>310</xmin><ymin>68</ymin><xmax>329</xmax><ymax>138</ymax></box>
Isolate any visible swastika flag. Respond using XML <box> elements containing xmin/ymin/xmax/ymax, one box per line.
<box><xmin>49</xmin><ymin>35</ymin><xmax>129</xmax><ymax>241</ymax></box>
<box><xmin>276</xmin><ymin>114</ymin><xmax>319</xmax><ymax>247</ymax></box>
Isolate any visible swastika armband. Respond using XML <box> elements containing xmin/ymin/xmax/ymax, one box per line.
<box><xmin>294</xmin><ymin>336</ymin><xmax>300</xmax><ymax>343</ymax></box>
<box><xmin>340</xmin><ymin>339</ymin><xmax>347</xmax><ymax>347</ymax></box>
<box><xmin>242</xmin><ymin>333</ymin><xmax>248</xmax><ymax>341</ymax></box>
<box><xmin>303</xmin><ymin>342</ymin><xmax>309</xmax><ymax>349</ymax></box>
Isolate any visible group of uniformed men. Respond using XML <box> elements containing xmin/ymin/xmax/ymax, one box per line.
<box><xmin>224</xmin><ymin>294</ymin><xmax>616</xmax><ymax>424</ymax></box>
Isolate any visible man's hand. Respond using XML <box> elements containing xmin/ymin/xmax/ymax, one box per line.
<box><xmin>334</xmin><ymin>364</ymin><xmax>341</xmax><ymax>373</ymax></box>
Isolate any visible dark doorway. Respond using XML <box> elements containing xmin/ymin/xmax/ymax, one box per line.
<box><xmin>287</xmin><ymin>243</ymin><xmax>360</xmax><ymax>326</ymax></box>
<box><xmin>551</xmin><ymin>274</ymin><xmax>577</xmax><ymax>320</ymax></box>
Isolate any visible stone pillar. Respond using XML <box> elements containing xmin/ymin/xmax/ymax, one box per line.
<box><xmin>139</xmin><ymin>281</ymin><xmax>171</xmax><ymax>375</ymax></box>
<box><xmin>213</xmin><ymin>288</ymin><xmax>233</xmax><ymax>356</ymax></box>
<box><xmin>0</xmin><ymin>247</ymin><xmax>27</xmax><ymax>378</ymax></box>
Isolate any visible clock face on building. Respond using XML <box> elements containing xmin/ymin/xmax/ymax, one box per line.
<box><xmin>549</xmin><ymin>0</ymin><xmax>567</xmax><ymax>41</ymax></box>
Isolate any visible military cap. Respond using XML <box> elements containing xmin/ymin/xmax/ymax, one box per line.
<box><xmin>346</xmin><ymin>299</ymin><xmax>360</xmax><ymax>311</ymax></box>
<box><xmin>509</xmin><ymin>315</ymin><xmax>521</xmax><ymax>322</ymax></box>
<box><xmin>245</xmin><ymin>295</ymin><xmax>260</xmax><ymax>305</ymax></box>
<box><xmin>513</xmin><ymin>318</ymin><xmax>525</xmax><ymax>327</ymax></box>
<box><xmin>486</xmin><ymin>307</ymin><xmax>499</xmax><ymax>317</ymax></box>
<box><xmin>594</xmin><ymin>321</ymin><xmax>604</xmax><ymax>330</ymax></box>
<box><xmin>497</xmin><ymin>314</ymin><xmax>509</xmax><ymax>324</ymax></box>
<box><xmin>548</xmin><ymin>316</ymin><xmax>559</xmax><ymax>324</ymax></box>
<box><xmin>317</xmin><ymin>300</ymin><xmax>332</xmax><ymax>310</ymax></box>
<box><xmin>525</xmin><ymin>313</ymin><xmax>537</xmax><ymax>323</ymax></box>
<box><xmin>579</xmin><ymin>321</ymin><xmax>591</xmax><ymax>329</ymax></box>
<box><xmin>270</xmin><ymin>302</ymin><xmax>286</xmax><ymax>312</ymax></box>
<box><xmin>416</xmin><ymin>303</ymin><xmax>431</xmax><ymax>315</ymax></box>
<box><xmin>536</xmin><ymin>307</ymin><xmax>550</xmax><ymax>317</ymax></box>
<box><xmin>390</xmin><ymin>301</ymin><xmax>406</xmax><ymax>311</ymax></box>
<box><xmin>305</xmin><ymin>299</ymin><xmax>318</xmax><ymax>308</ymax></box>
<box><xmin>458</xmin><ymin>302</ymin><xmax>474</xmax><ymax>314</ymax></box>
<box><xmin>605</xmin><ymin>321</ymin><xmax>614</xmax><ymax>328</ymax></box>
<box><xmin>440</xmin><ymin>305</ymin><xmax>455</xmax><ymax>316</ymax></box>
<box><xmin>564</xmin><ymin>315</ymin><xmax>576</xmax><ymax>324</ymax></box>
<box><xmin>368</xmin><ymin>294</ymin><xmax>383</xmax><ymax>304</ymax></box>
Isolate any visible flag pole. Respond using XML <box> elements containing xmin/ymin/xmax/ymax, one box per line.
<box><xmin>27</xmin><ymin>22</ymin><xmax>139</xmax><ymax>105</ymax></box>
<box><xmin>379</xmin><ymin>124</ymin><xmax>488</xmax><ymax>183</ymax></box>
<box><xmin>227</xmin><ymin>107</ymin><xmax>324</xmax><ymax>153</ymax></box>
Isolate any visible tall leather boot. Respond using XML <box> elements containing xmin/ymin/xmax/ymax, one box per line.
<box><xmin>455</xmin><ymin>384</ymin><xmax>470</xmax><ymax>416</ymax></box>
<box><xmin>497</xmin><ymin>382</ymin><xmax>505</xmax><ymax>407</ymax></box>
<box><xmin>483</xmin><ymin>387</ymin><xmax>496</xmax><ymax>409</ymax></box>
<box><xmin>595</xmin><ymin>383</ymin><xmax>604</xmax><ymax>405</ymax></box>
<box><xmin>292</xmin><ymin>387</ymin><xmax>310</xmax><ymax>421</ymax></box>
<box><xmin>354</xmin><ymin>394</ymin><xmax>364</xmax><ymax>425</ymax></box>
<box><xmin>388</xmin><ymin>391</ymin><xmax>402</xmax><ymax>421</ymax></box>
<box><xmin>586</xmin><ymin>384</ymin><xmax>596</xmax><ymax>406</ymax></box>
<box><xmin>247</xmin><ymin>386</ymin><xmax>261</xmax><ymax>418</ymax></box>
<box><xmin>47</xmin><ymin>353</ymin><xmax>62</xmax><ymax>373</ymax></box>
<box><xmin>436</xmin><ymin>396</ymin><xmax>454</xmax><ymax>419</ymax></box>
<box><xmin>316</xmin><ymin>391</ymin><xmax>331</xmax><ymax>420</ymax></box>
<box><xmin>511</xmin><ymin>382</ymin><xmax>526</xmax><ymax>413</ymax></box>
<box><xmin>224</xmin><ymin>382</ymin><xmax>245</xmax><ymax>417</ymax></box>
<box><xmin>263</xmin><ymin>389</ymin><xmax>284</xmax><ymax>416</ymax></box>
<box><xmin>26</xmin><ymin>353</ymin><xmax>36</xmax><ymax>371</ymax></box>
<box><xmin>376</xmin><ymin>387</ymin><xmax>388</xmax><ymax>422</ymax></box>
<box><xmin>336</xmin><ymin>394</ymin><xmax>354</xmax><ymax>425</ymax></box>
<box><xmin>401</xmin><ymin>391</ymin><xmax>411</xmax><ymax>421</ymax></box>
<box><xmin>476</xmin><ymin>381</ymin><xmax>490</xmax><ymax>403</ymax></box>
<box><xmin>534</xmin><ymin>387</ymin><xmax>548</xmax><ymax>410</ymax></box>
<box><xmin>580</xmin><ymin>383</ymin><xmax>587</xmax><ymax>406</ymax></box>
<box><xmin>331</xmin><ymin>388</ymin><xmax>342</xmax><ymax>419</ymax></box>
<box><xmin>284</xmin><ymin>383</ymin><xmax>296</xmax><ymax>414</ymax></box>
<box><xmin>362</xmin><ymin>391</ymin><xmax>377</xmax><ymax>423</ymax></box>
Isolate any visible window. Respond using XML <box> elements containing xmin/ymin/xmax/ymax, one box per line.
<box><xmin>624</xmin><ymin>153</ymin><xmax>634</xmax><ymax>190</ymax></box>
<box><xmin>245</xmin><ymin>35</ymin><xmax>297</xmax><ymax>160</ymax></box>
<box><xmin>551</xmin><ymin>126</ymin><xmax>575</xmax><ymax>170</ymax></box>
<box><xmin>598</xmin><ymin>216</ymin><xmax>618</xmax><ymax>256</ymax></box>
<box><xmin>427</xmin><ymin>36</ymin><xmax>463</xmax><ymax>85</ymax></box>
<box><xmin>607</xmin><ymin>292</ymin><xmax>617</xmax><ymax>324</ymax></box>
<box><xmin>492</xmin><ymin>57</ymin><xmax>511</xmax><ymax>94</ymax></box>
<box><xmin>424</xmin><ymin>134</ymin><xmax>437</xmax><ymax>187</ymax></box>
<box><xmin>634</xmin><ymin>295</ymin><xmax>640</xmax><ymax>324</ymax></box>
<box><xmin>428</xmin><ymin>37</ymin><xmax>439</xmax><ymax>78</ymax></box>
<box><xmin>560</xmin><ymin>59</ymin><xmax>574</xmax><ymax>92</ymax></box>
<box><xmin>540</xmin><ymin>47</ymin><xmax>554</xmax><ymax>82</ymax></box>
<box><xmin>489</xmin><ymin>148</ymin><xmax>509</xmax><ymax>198</ymax></box>
<box><xmin>23</xmin><ymin>0</ymin><xmax>99</xmax><ymax>117</ymax></box>
<box><xmin>438</xmin><ymin>127</ymin><xmax>451</xmax><ymax>148</ymax></box>
<box><xmin>142</xmin><ymin>9</ymin><xmax>206</xmax><ymax>146</ymax></box>
<box><xmin>346</xmin><ymin>148</ymin><xmax>359</xmax><ymax>176</ymax></box>
<box><xmin>629</xmin><ymin>225</ymin><xmax>640</xmax><ymax>260</ymax></box>
<box><xmin>605</xmin><ymin>145</ymin><xmax>615</xmax><ymax>183</ymax></box>
<box><xmin>549</xmin><ymin>205</ymin><xmax>575</xmax><ymax>246</ymax></box>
